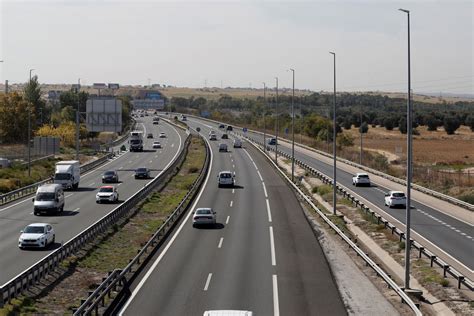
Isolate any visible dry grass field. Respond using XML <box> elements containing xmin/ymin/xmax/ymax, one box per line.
<box><xmin>345</xmin><ymin>125</ymin><xmax>474</xmax><ymax>167</ymax></box>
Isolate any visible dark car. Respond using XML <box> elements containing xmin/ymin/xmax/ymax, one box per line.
<box><xmin>221</xmin><ymin>133</ymin><xmax>229</xmax><ymax>139</ymax></box>
<box><xmin>226</xmin><ymin>125</ymin><xmax>233</xmax><ymax>131</ymax></box>
<box><xmin>135</xmin><ymin>168</ymin><xmax>151</xmax><ymax>179</ymax></box>
<box><xmin>268</xmin><ymin>138</ymin><xmax>277</xmax><ymax>145</ymax></box>
<box><xmin>102</xmin><ymin>170</ymin><xmax>119</xmax><ymax>183</ymax></box>
<box><xmin>219</xmin><ymin>124</ymin><xmax>225</xmax><ymax>129</ymax></box>
<box><xmin>147</xmin><ymin>133</ymin><xmax>153</xmax><ymax>138</ymax></box>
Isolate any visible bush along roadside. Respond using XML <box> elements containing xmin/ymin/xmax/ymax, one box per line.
<box><xmin>0</xmin><ymin>136</ymin><xmax>206</xmax><ymax>316</ymax></box>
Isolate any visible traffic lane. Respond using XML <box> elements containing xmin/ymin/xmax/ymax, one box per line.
<box><xmin>122</xmin><ymin>129</ymin><xmax>238</xmax><ymax>315</ymax></box>
<box><xmin>0</xmin><ymin>121</ymin><xmax>185</xmax><ymax>284</ymax></box>
<box><xmin>182</xmin><ymin>129</ymin><xmax>274</xmax><ymax>314</ymax></box>
<box><xmin>247</xmin><ymin>131</ymin><xmax>474</xmax><ymax>264</ymax></box>
<box><xmin>245</xmin><ymin>143</ymin><xmax>347</xmax><ymax>315</ymax></box>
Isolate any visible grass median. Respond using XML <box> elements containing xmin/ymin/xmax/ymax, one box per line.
<box><xmin>0</xmin><ymin>136</ymin><xmax>206</xmax><ymax>315</ymax></box>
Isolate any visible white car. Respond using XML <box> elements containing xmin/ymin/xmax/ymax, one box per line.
<box><xmin>96</xmin><ymin>186</ymin><xmax>119</xmax><ymax>203</ymax></box>
<box><xmin>233</xmin><ymin>138</ymin><xmax>242</xmax><ymax>148</ymax></box>
<box><xmin>152</xmin><ymin>141</ymin><xmax>162</xmax><ymax>149</ymax></box>
<box><xmin>192</xmin><ymin>208</ymin><xmax>216</xmax><ymax>227</ymax></box>
<box><xmin>209</xmin><ymin>134</ymin><xmax>217</xmax><ymax>141</ymax></box>
<box><xmin>19</xmin><ymin>223</ymin><xmax>55</xmax><ymax>249</ymax></box>
<box><xmin>352</xmin><ymin>173</ymin><xmax>371</xmax><ymax>186</ymax></box>
<box><xmin>159</xmin><ymin>132</ymin><xmax>166</xmax><ymax>138</ymax></box>
<box><xmin>384</xmin><ymin>191</ymin><xmax>407</xmax><ymax>208</ymax></box>
<box><xmin>218</xmin><ymin>171</ymin><xmax>235</xmax><ymax>187</ymax></box>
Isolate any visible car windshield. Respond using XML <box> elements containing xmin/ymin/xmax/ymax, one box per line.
<box><xmin>24</xmin><ymin>226</ymin><xmax>45</xmax><ymax>234</ymax></box>
<box><xmin>99</xmin><ymin>187</ymin><xmax>113</xmax><ymax>193</ymax></box>
<box><xmin>358</xmin><ymin>174</ymin><xmax>369</xmax><ymax>178</ymax></box>
<box><xmin>196</xmin><ymin>209</ymin><xmax>212</xmax><ymax>215</ymax></box>
<box><xmin>104</xmin><ymin>171</ymin><xmax>115</xmax><ymax>176</ymax></box>
<box><xmin>36</xmin><ymin>192</ymin><xmax>55</xmax><ymax>201</ymax></box>
<box><xmin>393</xmin><ymin>192</ymin><xmax>405</xmax><ymax>197</ymax></box>
<box><xmin>54</xmin><ymin>173</ymin><xmax>71</xmax><ymax>180</ymax></box>
<box><xmin>137</xmin><ymin>168</ymin><xmax>147</xmax><ymax>173</ymax></box>
<box><xmin>130</xmin><ymin>139</ymin><xmax>141</xmax><ymax>144</ymax></box>
<box><xmin>220</xmin><ymin>173</ymin><xmax>232</xmax><ymax>178</ymax></box>
<box><xmin>154</xmin><ymin>142</ymin><xmax>160</xmax><ymax>145</ymax></box>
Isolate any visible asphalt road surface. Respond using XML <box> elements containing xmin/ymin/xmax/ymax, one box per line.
<box><xmin>0</xmin><ymin>117</ymin><xmax>186</xmax><ymax>285</ymax></box>
<box><xmin>119</xmin><ymin>118</ymin><xmax>346</xmax><ymax>315</ymax></box>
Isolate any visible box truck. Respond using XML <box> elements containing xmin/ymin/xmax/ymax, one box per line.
<box><xmin>54</xmin><ymin>160</ymin><xmax>80</xmax><ymax>189</ymax></box>
<box><xmin>130</xmin><ymin>131</ymin><xmax>144</xmax><ymax>152</ymax></box>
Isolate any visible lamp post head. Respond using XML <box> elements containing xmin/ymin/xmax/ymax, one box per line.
<box><xmin>399</xmin><ymin>8</ymin><xmax>409</xmax><ymax>14</ymax></box>
<box><xmin>329</xmin><ymin>51</ymin><xmax>335</xmax><ymax>56</ymax></box>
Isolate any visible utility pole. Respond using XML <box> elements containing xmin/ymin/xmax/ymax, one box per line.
<box><xmin>289</xmin><ymin>68</ymin><xmax>295</xmax><ymax>182</ymax></box>
<box><xmin>263</xmin><ymin>82</ymin><xmax>267</xmax><ymax>152</ymax></box>
<box><xmin>330</xmin><ymin>51</ymin><xmax>337</xmax><ymax>215</ymax></box>
<box><xmin>275</xmin><ymin>77</ymin><xmax>279</xmax><ymax>164</ymax></box>
<box><xmin>399</xmin><ymin>7</ymin><xmax>413</xmax><ymax>291</ymax></box>
<box><xmin>75</xmin><ymin>81</ymin><xmax>80</xmax><ymax>160</ymax></box>
<box><xmin>360</xmin><ymin>110</ymin><xmax>363</xmax><ymax>165</ymax></box>
<box><xmin>28</xmin><ymin>109</ymin><xmax>31</xmax><ymax>177</ymax></box>
<box><xmin>29</xmin><ymin>69</ymin><xmax>35</xmax><ymax>82</ymax></box>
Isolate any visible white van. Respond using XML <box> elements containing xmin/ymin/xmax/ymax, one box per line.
<box><xmin>33</xmin><ymin>184</ymin><xmax>65</xmax><ymax>215</ymax></box>
<box><xmin>218</xmin><ymin>171</ymin><xmax>235</xmax><ymax>187</ymax></box>
<box><xmin>233</xmin><ymin>138</ymin><xmax>242</xmax><ymax>148</ymax></box>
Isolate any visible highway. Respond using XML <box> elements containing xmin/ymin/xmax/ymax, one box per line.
<box><xmin>119</xmin><ymin>118</ymin><xmax>346</xmax><ymax>315</ymax></box>
<box><xmin>222</xmin><ymin>121</ymin><xmax>473</xmax><ymax>277</ymax></box>
<box><xmin>0</xmin><ymin>117</ymin><xmax>186</xmax><ymax>285</ymax></box>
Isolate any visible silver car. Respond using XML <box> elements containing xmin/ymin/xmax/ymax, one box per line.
<box><xmin>192</xmin><ymin>208</ymin><xmax>216</xmax><ymax>227</ymax></box>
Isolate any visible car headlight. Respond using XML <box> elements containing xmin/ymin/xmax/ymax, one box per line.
<box><xmin>19</xmin><ymin>237</ymin><xmax>23</xmax><ymax>242</ymax></box>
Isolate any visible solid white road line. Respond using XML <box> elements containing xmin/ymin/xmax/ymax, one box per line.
<box><xmin>230</xmin><ymin>201</ymin><xmax>233</xmax><ymax>207</ymax></box>
<box><xmin>218</xmin><ymin>237</ymin><xmax>224</xmax><ymax>248</ymax></box>
<box><xmin>119</xmin><ymin>128</ymin><xmax>212</xmax><ymax>315</ymax></box>
<box><xmin>269</xmin><ymin>226</ymin><xmax>276</xmax><ymax>266</ymax></box>
<box><xmin>273</xmin><ymin>274</ymin><xmax>280</xmax><ymax>316</ymax></box>
<box><xmin>226</xmin><ymin>215</ymin><xmax>230</xmax><ymax>224</ymax></box>
<box><xmin>88</xmin><ymin>182</ymin><xmax>95</xmax><ymax>187</ymax></box>
<box><xmin>266</xmin><ymin>199</ymin><xmax>272</xmax><ymax>223</ymax></box>
<box><xmin>257</xmin><ymin>170</ymin><xmax>263</xmax><ymax>181</ymax></box>
<box><xmin>262</xmin><ymin>182</ymin><xmax>268</xmax><ymax>198</ymax></box>
<box><xmin>204</xmin><ymin>273</ymin><xmax>213</xmax><ymax>291</ymax></box>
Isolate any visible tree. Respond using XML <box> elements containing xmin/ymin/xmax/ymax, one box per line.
<box><xmin>443</xmin><ymin>116</ymin><xmax>460</xmax><ymax>135</ymax></box>
<box><xmin>61</xmin><ymin>106</ymin><xmax>76</xmax><ymax>122</ymax></box>
<box><xmin>359</xmin><ymin>122</ymin><xmax>369</xmax><ymax>134</ymax></box>
<box><xmin>466</xmin><ymin>115</ymin><xmax>474</xmax><ymax>132</ymax></box>
<box><xmin>383</xmin><ymin>117</ymin><xmax>394</xmax><ymax>130</ymax></box>
<box><xmin>0</xmin><ymin>92</ymin><xmax>35</xmax><ymax>143</ymax></box>
<box><xmin>337</xmin><ymin>133</ymin><xmax>354</xmax><ymax>149</ymax></box>
<box><xmin>399</xmin><ymin>117</ymin><xmax>407</xmax><ymax>134</ymax></box>
<box><xmin>24</xmin><ymin>75</ymin><xmax>45</xmax><ymax>129</ymax></box>
<box><xmin>425</xmin><ymin>114</ymin><xmax>439</xmax><ymax>131</ymax></box>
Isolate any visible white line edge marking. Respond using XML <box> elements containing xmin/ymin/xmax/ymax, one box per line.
<box><xmin>266</xmin><ymin>199</ymin><xmax>272</xmax><ymax>223</ymax></box>
<box><xmin>230</xmin><ymin>201</ymin><xmax>233</xmax><ymax>207</ymax></box>
<box><xmin>270</xmin><ymin>226</ymin><xmax>276</xmax><ymax>266</ymax></box>
<box><xmin>262</xmin><ymin>182</ymin><xmax>268</xmax><ymax>198</ymax></box>
<box><xmin>273</xmin><ymin>274</ymin><xmax>280</xmax><ymax>316</ymax></box>
<box><xmin>226</xmin><ymin>215</ymin><xmax>230</xmax><ymax>224</ymax></box>
<box><xmin>257</xmin><ymin>170</ymin><xmax>263</xmax><ymax>181</ymax></box>
<box><xmin>119</xmin><ymin>128</ymin><xmax>213</xmax><ymax>314</ymax></box>
<box><xmin>218</xmin><ymin>237</ymin><xmax>223</xmax><ymax>248</ymax></box>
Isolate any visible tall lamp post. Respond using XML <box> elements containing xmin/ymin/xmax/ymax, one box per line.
<box><xmin>27</xmin><ymin>68</ymin><xmax>35</xmax><ymax>177</ymax></box>
<box><xmin>263</xmin><ymin>82</ymin><xmax>267</xmax><ymax>152</ymax></box>
<box><xmin>76</xmin><ymin>79</ymin><xmax>81</xmax><ymax>160</ymax></box>
<box><xmin>399</xmin><ymin>7</ymin><xmax>413</xmax><ymax>291</ymax></box>
<box><xmin>274</xmin><ymin>77</ymin><xmax>279</xmax><ymax>164</ymax></box>
<box><xmin>29</xmin><ymin>69</ymin><xmax>35</xmax><ymax>81</ymax></box>
<box><xmin>289</xmin><ymin>68</ymin><xmax>295</xmax><ymax>182</ymax></box>
<box><xmin>329</xmin><ymin>52</ymin><xmax>337</xmax><ymax>215</ymax></box>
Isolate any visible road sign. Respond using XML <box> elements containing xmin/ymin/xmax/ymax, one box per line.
<box><xmin>86</xmin><ymin>98</ymin><xmax>122</xmax><ymax>132</ymax></box>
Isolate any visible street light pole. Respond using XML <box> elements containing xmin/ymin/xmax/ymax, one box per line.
<box><xmin>263</xmin><ymin>82</ymin><xmax>267</xmax><ymax>152</ymax></box>
<box><xmin>28</xmin><ymin>109</ymin><xmax>31</xmax><ymax>177</ymax></box>
<box><xmin>75</xmin><ymin>81</ymin><xmax>81</xmax><ymax>160</ymax></box>
<box><xmin>399</xmin><ymin>7</ymin><xmax>413</xmax><ymax>291</ymax></box>
<box><xmin>330</xmin><ymin>52</ymin><xmax>337</xmax><ymax>215</ymax></box>
<box><xmin>275</xmin><ymin>77</ymin><xmax>279</xmax><ymax>164</ymax></box>
<box><xmin>289</xmin><ymin>68</ymin><xmax>295</xmax><ymax>182</ymax></box>
<box><xmin>29</xmin><ymin>69</ymin><xmax>35</xmax><ymax>82</ymax></box>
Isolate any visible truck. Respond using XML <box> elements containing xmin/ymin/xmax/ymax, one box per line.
<box><xmin>130</xmin><ymin>131</ymin><xmax>144</xmax><ymax>152</ymax></box>
<box><xmin>54</xmin><ymin>160</ymin><xmax>80</xmax><ymax>189</ymax></box>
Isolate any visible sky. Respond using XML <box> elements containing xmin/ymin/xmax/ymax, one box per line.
<box><xmin>0</xmin><ymin>0</ymin><xmax>473</xmax><ymax>94</ymax></box>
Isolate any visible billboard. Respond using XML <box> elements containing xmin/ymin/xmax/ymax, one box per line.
<box><xmin>108</xmin><ymin>83</ymin><xmax>120</xmax><ymax>89</ymax></box>
<box><xmin>86</xmin><ymin>98</ymin><xmax>123</xmax><ymax>132</ymax></box>
<box><xmin>131</xmin><ymin>99</ymin><xmax>165</xmax><ymax>110</ymax></box>
<box><xmin>145</xmin><ymin>92</ymin><xmax>162</xmax><ymax>100</ymax></box>
<box><xmin>93</xmin><ymin>83</ymin><xmax>107</xmax><ymax>89</ymax></box>
<box><xmin>33</xmin><ymin>137</ymin><xmax>60</xmax><ymax>156</ymax></box>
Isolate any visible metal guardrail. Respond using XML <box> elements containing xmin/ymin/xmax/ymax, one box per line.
<box><xmin>0</xmin><ymin>134</ymin><xmax>191</xmax><ymax>308</ymax></box>
<box><xmin>187</xmin><ymin>114</ymin><xmax>473</xmax><ymax>211</ymax></box>
<box><xmin>0</xmin><ymin>152</ymin><xmax>115</xmax><ymax>206</ymax></box>
<box><xmin>243</xmin><ymin>134</ymin><xmax>423</xmax><ymax>316</ymax></box>
<box><xmin>243</xmin><ymin>132</ymin><xmax>473</xmax><ymax>292</ymax></box>
<box><xmin>73</xmin><ymin>132</ymin><xmax>210</xmax><ymax>315</ymax></box>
